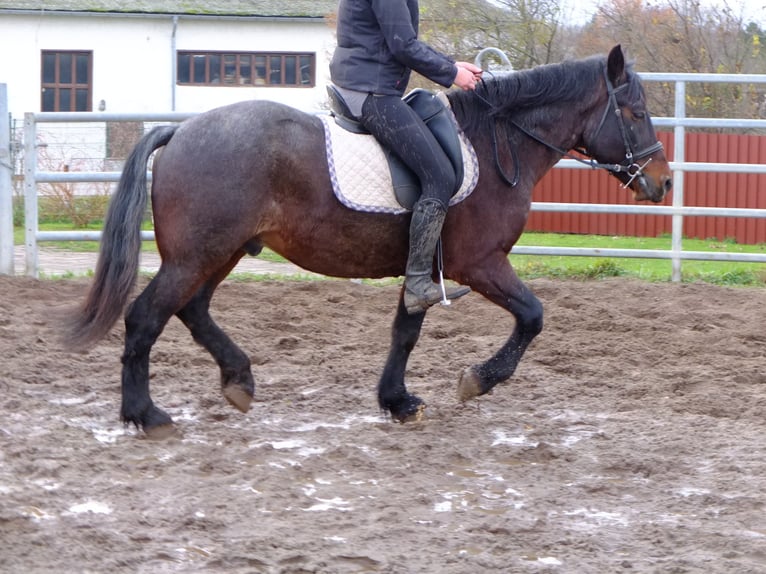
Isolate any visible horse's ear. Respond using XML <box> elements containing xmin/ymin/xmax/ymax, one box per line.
<box><xmin>607</xmin><ymin>45</ymin><xmax>626</xmax><ymax>85</ymax></box>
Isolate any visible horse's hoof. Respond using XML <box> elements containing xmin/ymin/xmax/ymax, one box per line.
<box><xmin>123</xmin><ymin>403</ymin><xmax>175</xmax><ymax>438</ymax></box>
<box><xmin>457</xmin><ymin>367</ymin><xmax>483</xmax><ymax>402</ymax></box>
<box><xmin>397</xmin><ymin>402</ymin><xmax>426</xmax><ymax>423</ymax></box>
<box><xmin>223</xmin><ymin>384</ymin><xmax>253</xmax><ymax>413</ymax></box>
<box><xmin>143</xmin><ymin>422</ymin><xmax>177</xmax><ymax>440</ymax></box>
<box><xmin>389</xmin><ymin>395</ymin><xmax>426</xmax><ymax>423</ymax></box>
<box><xmin>139</xmin><ymin>405</ymin><xmax>176</xmax><ymax>439</ymax></box>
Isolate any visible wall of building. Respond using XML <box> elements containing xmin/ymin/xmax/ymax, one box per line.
<box><xmin>0</xmin><ymin>11</ymin><xmax>334</xmax><ymax>119</ymax></box>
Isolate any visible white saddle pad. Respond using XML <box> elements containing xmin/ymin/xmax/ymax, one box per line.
<box><xmin>319</xmin><ymin>108</ymin><xmax>479</xmax><ymax>215</ymax></box>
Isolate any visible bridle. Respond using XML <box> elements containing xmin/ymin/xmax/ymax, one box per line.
<box><xmin>587</xmin><ymin>65</ymin><xmax>665</xmax><ymax>187</ymax></box>
<box><xmin>474</xmin><ymin>65</ymin><xmax>664</xmax><ymax>189</ymax></box>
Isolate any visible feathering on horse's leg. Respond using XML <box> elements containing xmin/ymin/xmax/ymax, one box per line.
<box><xmin>377</xmin><ymin>294</ymin><xmax>428</xmax><ymax>422</ymax></box>
<box><xmin>457</xmin><ymin>266</ymin><xmax>543</xmax><ymax>402</ymax></box>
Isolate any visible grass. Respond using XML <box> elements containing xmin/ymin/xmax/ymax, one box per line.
<box><xmin>17</xmin><ymin>224</ymin><xmax>766</xmax><ymax>287</ymax></box>
<box><xmin>513</xmin><ymin>232</ymin><xmax>766</xmax><ymax>286</ymax></box>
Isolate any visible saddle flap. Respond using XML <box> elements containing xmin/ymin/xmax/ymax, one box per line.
<box><xmin>386</xmin><ymin>150</ymin><xmax>420</xmax><ymax>210</ymax></box>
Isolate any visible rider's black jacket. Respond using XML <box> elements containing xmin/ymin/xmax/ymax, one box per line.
<box><xmin>329</xmin><ymin>0</ymin><xmax>457</xmax><ymax>96</ymax></box>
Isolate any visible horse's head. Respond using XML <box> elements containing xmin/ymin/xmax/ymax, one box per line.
<box><xmin>583</xmin><ymin>45</ymin><xmax>672</xmax><ymax>203</ymax></box>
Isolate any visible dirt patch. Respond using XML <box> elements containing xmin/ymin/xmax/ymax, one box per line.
<box><xmin>1</xmin><ymin>275</ymin><xmax>765</xmax><ymax>573</ymax></box>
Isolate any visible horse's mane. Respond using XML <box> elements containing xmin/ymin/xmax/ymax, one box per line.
<box><xmin>447</xmin><ymin>54</ymin><xmax>638</xmax><ymax>138</ymax></box>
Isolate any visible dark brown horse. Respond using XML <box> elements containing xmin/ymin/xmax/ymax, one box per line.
<box><xmin>67</xmin><ymin>45</ymin><xmax>672</xmax><ymax>438</ymax></box>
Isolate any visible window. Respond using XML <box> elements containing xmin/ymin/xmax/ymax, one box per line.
<box><xmin>41</xmin><ymin>51</ymin><xmax>93</xmax><ymax>112</ymax></box>
<box><xmin>177</xmin><ymin>51</ymin><xmax>315</xmax><ymax>87</ymax></box>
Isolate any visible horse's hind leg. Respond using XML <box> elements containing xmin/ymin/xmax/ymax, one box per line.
<box><xmin>175</xmin><ymin>255</ymin><xmax>254</xmax><ymax>414</ymax></box>
<box><xmin>378</xmin><ymin>292</ymin><xmax>428</xmax><ymax>422</ymax></box>
<box><xmin>121</xmin><ymin>271</ymin><xmax>197</xmax><ymax>438</ymax></box>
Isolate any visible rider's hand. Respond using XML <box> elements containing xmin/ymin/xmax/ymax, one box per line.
<box><xmin>453</xmin><ymin>62</ymin><xmax>483</xmax><ymax>91</ymax></box>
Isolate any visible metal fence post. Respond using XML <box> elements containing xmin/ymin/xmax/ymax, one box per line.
<box><xmin>23</xmin><ymin>112</ymin><xmax>38</xmax><ymax>278</ymax></box>
<box><xmin>0</xmin><ymin>84</ymin><xmax>13</xmax><ymax>275</ymax></box>
<box><xmin>670</xmin><ymin>80</ymin><xmax>686</xmax><ymax>282</ymax></box>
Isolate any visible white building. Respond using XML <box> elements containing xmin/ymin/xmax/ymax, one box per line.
<box><xmin>0</xmin><ymin>0</ymin><xmax>338</xmax><ymax>119</ymax></box>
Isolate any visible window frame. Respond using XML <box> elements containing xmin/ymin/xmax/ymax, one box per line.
<box><xmin>41</xmin><ymin>50</ymin><xmax>93</xmax><ymax>112</ymax></box>
<box><xmin>177</xmin><ymin>51</ymin><xmax>315</xmax><ymax>88</ymax></box>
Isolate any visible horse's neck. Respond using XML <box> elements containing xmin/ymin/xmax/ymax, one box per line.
<box><xmin>470</xmin><ymin>106</ymin><xmax>584</xmax><ymax>198</ymax></box>
<box><xmin>516</xmin><ymin>104</ymin><xmax>590</xmax><ymax>172</ymax></box>
<box><xmin>525</xmin><ymin>104</ymin><xmax>587</xmax><ymax>152</ymax></box>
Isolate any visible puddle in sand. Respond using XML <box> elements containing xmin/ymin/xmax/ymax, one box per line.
<box><xmin>436</xmin><ymin>412</ymin><xmax>608</xmax><ymax>519</ymax></box>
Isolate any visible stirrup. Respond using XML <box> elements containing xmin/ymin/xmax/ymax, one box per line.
<box><xmin>436</xmin><ymin>266</ymin><xmax>458</xmax><ymax>306</ymax></box>
<box><xmin>404</xmin><ymin>278</ymin><xmax>470</xmax><ymax>314</ymax></box>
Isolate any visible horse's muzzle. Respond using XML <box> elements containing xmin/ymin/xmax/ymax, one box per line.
<box><xmin>631</xmin><ymin>174</ymin><xmax>672</xmax><ymax>202</ymax></box>
<box><xmin>629</xmin><ymin>156</ymin><xmax>673</xmax><ymax>203</ymax></box>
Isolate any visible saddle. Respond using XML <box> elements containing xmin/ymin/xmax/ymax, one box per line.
<box><xmin>326</xmin><ymin>85</ymin><xmax>464</xmax><ymax>209</ymax></box>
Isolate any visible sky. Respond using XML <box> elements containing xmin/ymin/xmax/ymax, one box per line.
<box><xmin>561</xmin><ymin>0</ymin><xmax>766</xmax><ymax>27</ymax></box>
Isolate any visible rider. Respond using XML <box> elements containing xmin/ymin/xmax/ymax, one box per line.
<box><xmin>330</xmin><ymin>0</ymin><xmax>482</xmax><ymax>314</ymax></box>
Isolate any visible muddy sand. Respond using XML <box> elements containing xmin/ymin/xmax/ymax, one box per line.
<box><xmin>1</xmin><ymin>275</ymin><xmax>765</xmax><ymax>573</ymax></box>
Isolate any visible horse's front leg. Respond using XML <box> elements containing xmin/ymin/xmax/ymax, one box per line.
<box><xmin>377</xmin><ymin>291</ymin><xmax>427</xmax><ymax>422</ymax></box>
<box><xmin>457</xmin><ymin>259</ymin><xmax>543</xmax><ymax>402</ymax></box>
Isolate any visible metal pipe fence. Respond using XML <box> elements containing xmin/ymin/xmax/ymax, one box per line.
<box><xmin>15</xmin><ymin>72</ymin><xmax>766</xmax><ymax>279</ymax></box>
<box><xmin>0</xmin><ymin>84</ymin><xmax>13</xmax><ymax>275</ymax></box>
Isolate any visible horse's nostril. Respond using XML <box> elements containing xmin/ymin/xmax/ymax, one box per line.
<box><xmin>664</xmin><ymin>178</ymin><xmax>673</xmax><ymax>193</ymax></box>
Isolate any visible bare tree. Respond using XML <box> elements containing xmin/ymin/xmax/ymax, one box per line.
<box><xmin>391</xmin><ymin>0</ymin><xmax>765</xmax><ymax>120</ymax></box>
<box><xmin>492</xmin><ymin>0</ymin><xmax>564</xmax><ymax>66</ymax></box>
<box><xmin>419</xmin><ymin>0</ymin><xmax>569</xmax><ymax>71</ymax></box>
<box><xmin>575</xmin><ymin>0</ymin><xmax>766</xmax><ymax>119</ymax></box>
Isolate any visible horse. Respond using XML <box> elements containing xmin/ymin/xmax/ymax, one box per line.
<box><xmin>65</xmin><ymin>45</ymin><xmax>672</xmax><ymax>438</ymax></box>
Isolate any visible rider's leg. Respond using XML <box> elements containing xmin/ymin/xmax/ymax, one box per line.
<box><xmin>360</xmin><ymin>94</ymin><xmax>470</xmax><ymax>314</ymax></box>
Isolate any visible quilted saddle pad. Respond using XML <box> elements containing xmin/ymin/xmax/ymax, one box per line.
<box><xmin>319</xmin><ymin>112</ymin><xmax>479</xmax><ymax>215</ymax></box>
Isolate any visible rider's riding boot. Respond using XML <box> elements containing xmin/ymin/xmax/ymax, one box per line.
<box><xmin>403</xmin><ymin>198</ymin><xmax>470</xmax><ymax>315</ymax></box>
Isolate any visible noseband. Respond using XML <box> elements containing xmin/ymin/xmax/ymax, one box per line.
<box><xmin>474</xmin><ymin>65</ymin><xmax>664</xmax><ymax>188</ymax></box>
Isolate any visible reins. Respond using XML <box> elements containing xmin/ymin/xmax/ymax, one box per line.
<box><xmin>472</xmin><ymin>65</ymin><xmax>664</xmax><ymax>189</ymax></box>
<box><xmin>490</xmin><ymin>115</ymin><xmax>521</xmax><ymax>187</ymax></box>
<box><xmin>472</xmin><ymin>81</ymin><xmax>521</xmax><ymax>187</ymax></box>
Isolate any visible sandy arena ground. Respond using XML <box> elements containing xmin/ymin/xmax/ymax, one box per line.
<box><xmin>1</xmin><ymin>275</ymin><xmax>765</xmax><ymax>573</ymax></box>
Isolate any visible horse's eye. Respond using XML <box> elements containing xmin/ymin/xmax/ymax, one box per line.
<box><xmin>633</xmin><ymin>110</ymin><xmax>646</xmax><ymax>120</ymax></box>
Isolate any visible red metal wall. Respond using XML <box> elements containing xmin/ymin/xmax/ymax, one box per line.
<box><xmin>526</xmin><ymin>132</ymin><xmax>766</xmax><ymax>244</ymax></box>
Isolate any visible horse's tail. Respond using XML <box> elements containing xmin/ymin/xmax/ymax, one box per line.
<box><xmin>64</xmin><ymin>124</ymin><xmax>178</xmax><ymax>350</ymax></box>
